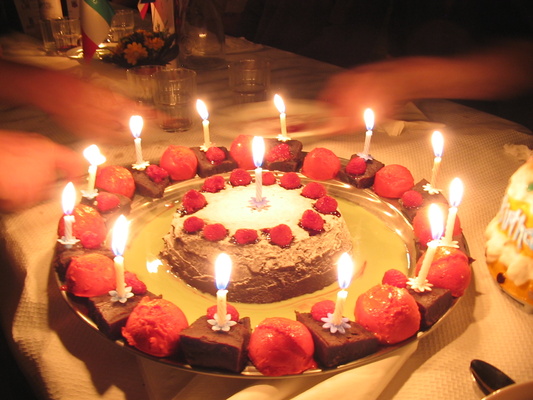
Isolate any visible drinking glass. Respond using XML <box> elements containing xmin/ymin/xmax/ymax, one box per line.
<box><xmin>109</xmin><ymin>9</ymin><xmax>135</xmax><ymax>42</ymax></box>
<box><xmin>228</xmin><ymin>58</ymin><xmax>271</xmax><ymax>104</ymax></box>
<box><xmin>127</xmin><ymin>65</ymin><xmax>163</xmax><ymax>119</ymax></box>
<box><xmin>50</xmin><ymin>17</ymin><xmax>81</xmax><ymax>54</ymax></box>
<box><xmin>153</xmin><ymin>68</ymin><xmax>197</xmax><ymax>132</ymax></box>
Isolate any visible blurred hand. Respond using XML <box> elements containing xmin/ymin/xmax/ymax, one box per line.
<box><xmin>0</xmin><ymin>59</ymin><xmax>139</xmax><ymax>144</ymax></box>
<box><xmin>319</xmin><ymin>60</ymin><xmax>413</xmax><ymax>131</ymax></box>
<box><xmin>0</xmin><ymin>131</ymin><xmax>85</xmax><ymax>212</ymax></box>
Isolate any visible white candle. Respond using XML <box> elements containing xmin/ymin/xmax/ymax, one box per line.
<box><xmin>196</xmin><ymin>99</ymin><xmax>212</xmax><ymax>148</ymax></box>
<box><xmin>362</xmin><ymin>108</ymin><xmax>374</xmax><ymax>156</ymax></box>
<box><xmin>331</xmin><ymin>252</ymin><xmax>354</xmax><ymax>325</ymax></box>
<box><xmin>429</xmin><ymin>131</ymin><xmax>444</xmax><ymax>188</ymax></box>
<box><xmin>274</xmin><ymin>94</ymin><xmax>289</xmax><ymax>141</ymax></box>
<box><xmin>414</xmin><ymin>203</ymin><xmax>444</xmax><ymax>288</ymax></box>
<box><xmin>129</xmin><ymin>115</ymin><xmax>148</xmax><ymax>169</ymax></box>
<box><xmin>443</xmin><ymin>177</ymin><xmax>464</xmax><ymax>245</ymax></box>
<box><xmin>112</xmin><ymin>215</ymin><xmax>130</xmax><ymax>299</ymax></box>
<box><xmin>58</xmin><ymin>182</ymin><xmax>79</xmax><ymax>247</ymax></box>
<box><xmin>215</xmin><ymin>253</ymin><xmax>232</xmax><ymax>327</ymax></box>
<box><xmin>252</xmin><ymin>136</ymin><xmax>265</xmax><ymax>202</ymax></box>
<box><xmin>82</xmin><ymin>145</ymin><xmax>106</xmax><ymax>199</ymax></box>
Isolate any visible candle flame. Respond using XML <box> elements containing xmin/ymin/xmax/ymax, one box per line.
<box><xmin>215</xmin><ymin>253</ymin><xmax>232</xmax><ymax>290</ymax></box>
<box><xmin>364</xmin><ymin>108</ymin><xmax>374</xmax><ymax>131</ymax></box>
<box><xmin>274</xmin><ymin>94</ymin><xmax>286</xmax><ymax>114</ymax></box>
<box><xmin>129</xmin><ymin>115</ymin><xmax>143</xmax><ymax>139</ymax></box>
<box><xmin>111</xmin><ymin>215</ymin><xmax>130</xmax><ymax>257</ymax></box>
<box><xmin>431</xmin><ymin>131</ymin><xmax>444</xmax><ymax>158</ymax></box>
<box><xmin>83</xmin><ymin>144</ymin><xmax>106</xmax><ymax>166</ymax></box>
<box><xmin>61</xmin><ymin>182</ymin><xmax>76</xmax><ymax>215</ymax></box>
<box><xmin>428</xmin><ymin>203</ymin><xmax>444</xmax><ymax>240</ymax></box>
<box><xmin>196</xmin><ymin>99</ymin><xmax>209</xmax><ymax>120</ymax></box>
<box><xmin>252</xmin><ymin>136</ymin><xmax>265</xmax><ymax>168</ymax></box>
<box><xmin>337</xmin><ymin>252</ymin><xmax>354</xmax><ymax>290</ymax></box>
<box><xmin>449</xmin><ymin>177</ymin><xmax>464</xmax><ymax>207</ymax></box>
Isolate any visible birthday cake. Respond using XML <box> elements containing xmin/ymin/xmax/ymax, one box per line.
<box><xmin>485</xmin><ymin>156</ymin><xmax>533</xmax><ymax>308</ymax></box>
<box><xmin>53</xmin><ymin>129</ymin><xmax>472</xmax><ymax>376</ymax></box>
<box><xmin>161</xmin><ymin>170</ymin><xmax>353</xmax><ymax>304</ymax></box>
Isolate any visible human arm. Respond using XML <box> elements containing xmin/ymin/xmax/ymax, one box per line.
<box><xmin>319</xmin><ymin>40</ymin><xmax>533</xmax><ymax>130</ymax></box>
<box><xmin>0</xmin><ymin>58</ymin><xmax>138</xmax><ymax>143</ymax></box>
<box><xmin>0</xmin><ymin>130</ymin><xmax>85</xmax><ymax>212</ymax></box>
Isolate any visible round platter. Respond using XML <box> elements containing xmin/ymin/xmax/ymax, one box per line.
<box><xmin>55</xmin><ymin>171</ymin><xmax>461</xmax><ymax>378</ymax></box>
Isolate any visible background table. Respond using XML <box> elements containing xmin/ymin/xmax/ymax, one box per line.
<box><xmin>0</xmin><ymin>32</ymin><xmax>532</xmax><ymax>400</ymax></box>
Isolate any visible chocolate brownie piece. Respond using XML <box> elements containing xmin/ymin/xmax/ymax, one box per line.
<box><xmin>338</xmin><ymin>154</ymin><xmax>384</xmax><ymax>189</ymax></box>
<box><xmin>408</xmin><ymin>287</ymin><xmax>454</xmax><ymax>330</ymax></box>
<box><xmin>191</xmin><ymin>147</ymin><xmax>238</xmax><ymax>178</ymax></box>
<box><xmin>53</xmin><ymin>242</ymin><xmax>114</xmax><ymax>282</ymax></box>
<box><xmin>295</xmin><ymin>312</ymin><xmax>379</xmax><ymax>369</ymax></box>
<box><xmin>87</xmin><ymin>291</ymin><xmax>160</xmax><ymax>340</ymax></box>
<box><xmin>262</xmin><ymin>138</ymin><xmax>304</xmax><ymax>172</ymax></box>
<box><xmin>130</xmin><ymin>168</ymin><xmax>169</xmax><ymax>198</ymax></box>
<box><xmin>179</xmin><ymin>315</ymin><xmax>251</xmax><ymax>373</ymax></box>
<box><xmin>399</xmin><ymin>179</ymin><xmax>449</xmax><ymax>221</ymax></box>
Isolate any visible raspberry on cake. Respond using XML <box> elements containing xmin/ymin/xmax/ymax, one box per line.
<box><xmin>262</xmin><ymin>138</ymin><xmax>304</xmax><ymax>172</ymax></box>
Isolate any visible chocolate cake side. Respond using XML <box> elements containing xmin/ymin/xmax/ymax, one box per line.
<box><xmin>179</xmin><ymin>315</ymin><xmax>251</xmax><ymax>373</ymax></box>
<box><xmin>408</xmin><ymin>287</ymin><xmax>454</xmax><ymax>330</ymax></box>
<box><xmin>295</xmin><ymin>312</ymin><xmax>379</xmax><ymax>369</ymax></box>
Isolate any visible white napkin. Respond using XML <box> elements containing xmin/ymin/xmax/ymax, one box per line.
<box><xmin>139</xmin><ymin>340</ymin><xmax>418</xmax><ymax>400</ymax></box>
<box><xmin>378</xmin><ymin>102</ymin><xmax>445</xmax><ymax>137</ymax></box>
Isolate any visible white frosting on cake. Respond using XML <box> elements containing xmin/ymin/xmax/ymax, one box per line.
<box><xmin>162</xmin><ymin>181</ymin><xmax>353</xmax><ymax>303</ymax></box>
<box><xmin>485</xmin><ymin>157</ymin><xmax>533</xmax><ymax>286</ymax></box>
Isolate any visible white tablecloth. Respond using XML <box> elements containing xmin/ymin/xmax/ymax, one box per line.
<box><xmin>1</xmin><ymin>33</ymin><xmax>532</xmax><ymax>400</ymax></box>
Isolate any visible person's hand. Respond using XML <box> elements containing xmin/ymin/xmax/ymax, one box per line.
<box><xmin>0</xmin><ymin>130</ymin><xmax>85</xmax><ymax>212</ymax></box>
<box><xmin>0</xmin><ymin>59</ymin><xmax>139</xmax><ymax>144</ymax></box>
<box><xmin>27</xmin><ymin>70</ymin><xmax>137</xmax><ymax>144</ymax></box>
<box><xmin>319</xmin><ymin>60</ymin><xmax>414</xmax><ymax>132</ymax></box>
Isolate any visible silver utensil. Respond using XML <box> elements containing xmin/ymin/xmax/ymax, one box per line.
<box><xmin>470</xmin><ymin>359</ymin><xmax>516</xmax><ymax>396</ymax></box>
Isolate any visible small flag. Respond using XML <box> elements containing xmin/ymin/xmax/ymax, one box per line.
<box><xmin>138</xmin><ymin>0</ymin><xmax>155</xmax><ymax>20</ymax></box>
<box><xmin>81</xmin><ymin>0</ymin><xmax>114</xmax><ymax>62</ymax></box>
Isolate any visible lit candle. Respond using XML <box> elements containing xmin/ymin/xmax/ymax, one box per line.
<box><xmin>362</xmin><ymin>108</ymin><xmax>374</xmax><ymax>156</ymax></box>
<box><xmin>196</xmin><ymin>99</ymin><xmax>212</xmax><ymax>150</ymax></box>
<box><xmin>410</xmin><ymin>203</ymin><xmax>444</xmax><ymax>292</ymax></box>
<box><xmin>130</xmin><ymin>115</ymin><xmax>149</xmax><ymax>170</ymax></box>
<box><xmin>442</xmin><ymin>177</ymin><xmax>464</xmax><ymax>245</ymax></box>
<box><xmin>58</xmin><ymin>182</ymin><xmax>79</xmax><ymax>247</ymax></box>
<box><xmin>274</xmin><ymin>94</ymin><xmax>289</xmax><ymax>141</ymax></box>
<box><xmin>429</xmin><ymin>131</ymin><xmax>444</xmax><ymax>188</ymax></box>
<box><xmin>331</xmin><ymin>252</ymin><xmax>354</xmax><ymax>326</ymax></box>
<box><xmin>82</xmin><ymin>144</ymin><xmax>106</xmax><ymax>199</ymax></box>
<box><xmin>215</xmin><ymin>253</ymin><xmax>232</xmax><ymax>327</ymax></box>
<box><xmin>112</xmin><ymin>215</ymin><xmax>130</xmax><ymax>300</ymax></box>
<box><xmin>252</xmin><ymin>136</ymin><xmax>265</xmax><ymax>202</ymax></box>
